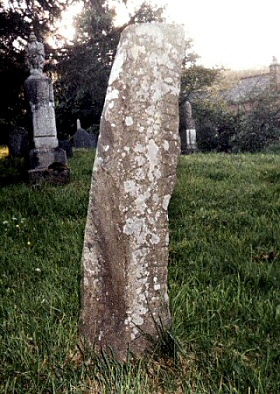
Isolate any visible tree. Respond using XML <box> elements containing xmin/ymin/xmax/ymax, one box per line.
<box><xmin>54</xmin><ymin>1</ymin><xmax>168</xmax><ymax>137</ymax></box>
<box><xmin>189</xmin><ymin>70</ymin><xmax>280</xmax><ymax>153</ymax></box>
<box><xmin>180</xmin><ymin>64</ymin><xmax>223</xmax><ymax>104</ymax></box>
<box><xmin>54</xmin><ymin>1</ymin><xmax>119</xmax><ymax>136</ymax></box>
<box><xmin>178</xmin><ymin>63</ymin><xmax>224</xmax><ymax>151</ymax></box>
<box><xmin>0</xmin><ymin>0</ymin><xmax>69</xmax><ymax>143</ymax></box>
<box><xmin>192</xmin><ymin>96</ymin><xmax>237</xmax><ymax>152</ymax></box>
<box><xmin>232</xmin><ymin>88</ymin><xmax>280</xmax><ymax>152</ymax></box>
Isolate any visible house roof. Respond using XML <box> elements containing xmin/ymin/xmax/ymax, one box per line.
<box><xmin>189</xmin><ymin>58</ymin><xmax>280</xmax><ymax>105</ymax></box>
<box><xmin>224</xmin><ymin>73</ymin><xmax>271</xmax><ymax>103</ymax></box>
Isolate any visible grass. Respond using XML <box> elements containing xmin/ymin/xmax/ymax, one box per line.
<box><xmin>1</xmin><ymin>147</ymin><xmax>280</xmax><ymax>393</ymax></box>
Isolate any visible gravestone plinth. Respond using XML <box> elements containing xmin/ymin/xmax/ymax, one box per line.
<box><xmin>80</xmin><ymin>23</ymin><xmax>185</xmax><ymax>360</ymax></box>
<box><xmin>24</xmin><ymin>33</ymin><xmax>68</xmax><ymax>185</ymax></box>
<box><xmin>28</xmin><ymin>166</ymin><xmax>70</xmax><ymax>186</ymax></box>
<box><xmin>28</xmin><ymin>146</ymin><xmax>67</xmax><ymax>169</ymax></box>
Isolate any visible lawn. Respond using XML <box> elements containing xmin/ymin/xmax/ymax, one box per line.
<box><xmin>0</xmin><ymin>148</ymin><xmax>280</xmax><ymax>393</ymax></box>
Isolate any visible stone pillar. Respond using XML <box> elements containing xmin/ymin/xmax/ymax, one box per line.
<box><xmin>28</xmin><ymin>76</ymin><xmax>58</xmax><ymax>149</ymax></box>
<box><xmin>180</xmin><ymin>100</ymin><xmax>197</xmax><ymax>154</ymax></box>
<box><xmin>24</xmin><ymin>33</ymin><xmax>68</xmax><ymax>184</ymax></box>
<box><xmin>25</xmin><ymin>75</ymin><xmax>67</xmax><ymax>170</ymax></box>
<box><xmin>79</xmin><ymin>23</ymin><xmax>185</xmax><ymax>360</ymax></box>
<box><xmin>269</xmin><ymin>56</ymin><xmax>280</xmax><ymax>90</ymax></box>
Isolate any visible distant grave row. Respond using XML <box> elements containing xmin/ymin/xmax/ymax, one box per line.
<box><xmin>8</xmin><ymin>126</ymin><xmax>98</xmax><ymax>158</ymax></box>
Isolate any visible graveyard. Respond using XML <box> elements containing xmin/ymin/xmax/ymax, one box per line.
<box><xmin>1</xmin><ymin>2</ymin><xmax>280</xmax><ymax>392</ymax></box>
<box><xmin>1</xmin><ymin>147</ymin><xmax>280</xmax><ymax>393</ymax></box>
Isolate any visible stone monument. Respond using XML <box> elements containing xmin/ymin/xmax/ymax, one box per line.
<box><xmin>79</xmin><ymin>23</ymin><xmax>185</xmax><ymax>360</ymax></box>
<box><xmin>73</xmin><ymin>128</ymin><xmax>96</xmax><ymax>148</ymax></box>
<box><xmin>180</xmin><ymin>100</ymin><xmax>197</xmax><ymax>154</ymax></box>
<box><xmin>24</xmin><ymin>32</ymin><xmax>68</xmax><ymax>184</ymax></box>
<box><xmin>8</xmin><ymin>126</ymin><xmax>29</xmax><ymax>157</ymax></box>
<box><xmin>73</xmin><ymin>119</ymin><xmax>97</xmax><ymax>148</ymax></box>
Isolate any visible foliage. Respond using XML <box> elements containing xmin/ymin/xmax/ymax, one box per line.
<box><xmin>180</xmin><ymin>64</ymin><xmax>223</xmax><ymax>104</ymax></box>
<box><xmin>231</xmin><ymin>88</ymin><xmax>280</xmax><ymax>152</ymax></box>
<box><xmin>179</xmin><ymin>64</ymin><xmax>224</xmax><ymax>146</ymax></box>
<box><xmin>54</xmin><ymin>1</ymin><xmax>167</xmax><ymax>137</ymax></box>
<box><xmin>0</xmin><ymin>153</ymin><xmax>27</xmax><ymax>185</ymax></box>
<box><xmin>192</xmin><ymin>96</ymin><xmax>237</xmax><ymax>152</ymax></box>
<box><xmin>192</xmin><ymin>76</ymin><xmax>280</xmax><ymax>153</ymax></box>
<box><xmin>0</xmin><ymin>0</ymin><xmax>69</xmax><ymax>143</ymax></box>
<box><xmin>54</xmin><ymin>1</ymin><xmax>118</xmax><ymax>136</ymax></box>
<box><xmin>1</xmin><ymin>150</ymin><xmax>280</xmax><ymax>392</ymax></box>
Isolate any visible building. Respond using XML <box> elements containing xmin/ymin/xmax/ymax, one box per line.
<box><xmin>223</xmin><ymin>57</ymin><xmax>280</xmax><ymax>112</ymax></box>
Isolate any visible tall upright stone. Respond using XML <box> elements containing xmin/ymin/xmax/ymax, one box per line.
<box><xmin>180</xmin><ymin>100</ymin><xmax>197</xmax><ymax>154</ymax></box>
<box><xmin>24</xmin><ymin>33</ymin><xmax>68</xmax><ymax>184</ymax></box>
<box><xmin>80</xmin><ymin>23</ymin><xmax>185</xmax><ymax>359</ymax></box>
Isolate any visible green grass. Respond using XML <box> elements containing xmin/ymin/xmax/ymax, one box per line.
<box><xmin>1</xmin><ymin>149</ymin><xmax>280</xmax><ymax>393</ymax></box>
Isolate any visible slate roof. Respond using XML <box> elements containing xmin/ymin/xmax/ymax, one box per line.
<box><xmin>189</xmin><ymin>59</ymin><xmax>279</xmax><ymax>106</ymax></box>
<box><xmin>224</xmin><ymin>73</ymin><xmax>271</xmax><ymax>103</ymax></box>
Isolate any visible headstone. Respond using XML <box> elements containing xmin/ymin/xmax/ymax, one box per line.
<box><xmin>73</xmin><ymin>128</ymin><xmax>95</xmax><ymax>148</ymax></box>
<box><xmin>186</xmin><ymin>128</ymin><xmax>197</xmax><ymax>152</ymax></box>
<box><xmin>24</xmin><ymin>33</ymin><xmax>68</xmax><ymax>183</ymax></box>
<box><xmin>79</xmin><ymin>23</ymin><xmax>185</xmax><ymax>360</ymax></box>
<box><xmin>179</xmin><ymin>100</ymin><xmax>197</xmax><ymax>154</ymax></box>
<box><xmin>59</xmin><ymin>140</ymin><xmax>73</xmax><ymax>157</ymax></box>
<box><xmin>8</xmin><ymin>127</ymin><xmax>29</xmax><ymax>157</ymax></box>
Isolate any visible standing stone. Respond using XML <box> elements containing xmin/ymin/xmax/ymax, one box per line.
<box><xmin>180</xmin><ymin>100</ymin><xmax>197</xmax><ymax>154</ymax></box>
<box><xmin>80</xmin><ymin>23</ymin><xmax>185</xmax><ymax>359</ymax></box>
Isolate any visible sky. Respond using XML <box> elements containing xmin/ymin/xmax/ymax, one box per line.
<box><xmin>159</xmin><ymin>0</ymin><xmax>280</xmax><ymax>70</ymax></box>
<box><xmin>61</xmin><ymin>0</ymin><xmax>280</xmax><ymax>71</ymax></box>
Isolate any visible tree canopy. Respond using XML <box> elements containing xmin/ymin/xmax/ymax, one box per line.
<box><xmin>0</xmin><ymin>0</ymin><xmax>69</xmax><ymax>143</ymax></box>
<box><xmin>0</xmin><ymin>0</ymin><xmax>223</xmax><ymax>146</ymax></box>
<box><xmin>54</xmin><ymin>0</ymin><xmax>168</xmax><ymax>137</ymax></box>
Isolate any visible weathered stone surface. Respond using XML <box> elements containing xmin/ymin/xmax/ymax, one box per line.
<box><xmin>26</xmin><ymin>33</ymin><xmax>45</xmax><ymax>76</ymax></box>
<box><xmin>73</xmin><ymin>128</ymin><xmax>96</xmax><ymax>148</ymax></box>
<box><xmin>179</xmin><ymin>101</ymin><xmax>197</xmax><ymax>154</ymax></box>
<box><xmin>80</xmin><ymin>23</ymin><xmax>185</xmax><ymax>359</ymax></box>
<box><xmin>24</xmin><ymin>75</ymin><xmax>58</xmax><ymax>149</ymax></box>
<box><xmin>29</xmin><ymin>147</ymin><xmax>67</xmax><ymax>169</ymax></box>
<box><xmin>24</xmin><ymin>40</ymin><xmax>69</xmax><ymax>184</ymax></box>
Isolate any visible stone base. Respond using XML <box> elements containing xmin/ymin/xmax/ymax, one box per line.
<box><xmin>34</xmin><ymin>136</ymin><xmax>58</xmax><ymax>149</ymax></box>
<box><xmin>28</xmin><ymin>167</ymin><xmax>70</xmax><ymax>186</ymax></box>
<box><xmin>29</xmin><ymin>147</ymin><xmax>67</xmax><ymax>169</ymax></box>
<box><xmin>181</xmin><ymin>146</ymin><xmax>199</xmax><ymax>154</ymax></box>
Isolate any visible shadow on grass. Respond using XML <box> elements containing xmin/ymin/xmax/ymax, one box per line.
<box><xmin>0</xmin><ymin>155</ymin><xmax>28</xmax><ymax>186</ymax></box>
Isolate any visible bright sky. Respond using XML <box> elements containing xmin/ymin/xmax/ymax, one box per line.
<box><xmin>61</xmin><ymin>0</ymin><xmax>280</xmax><ymax>71</ymax></box>
<box><xmin>160</xmin><ymin>0</ymin><xmax>280</xmax><ymax>70</ymax></box>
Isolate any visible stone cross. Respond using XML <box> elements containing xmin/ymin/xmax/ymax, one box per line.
<box><xmin>79</xmin><ymin>23</ymin><xmax>185</xmax><ymax>360</ymax></box>
<box><xmin>26</xmin><ymin>32</ymin><xmax>45</xmax><ymax>76</ymax></box>
<box><xmin>24</xmin><ymin>33</ymin><xmax>68</xmax><ymax>184</ymax></box>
